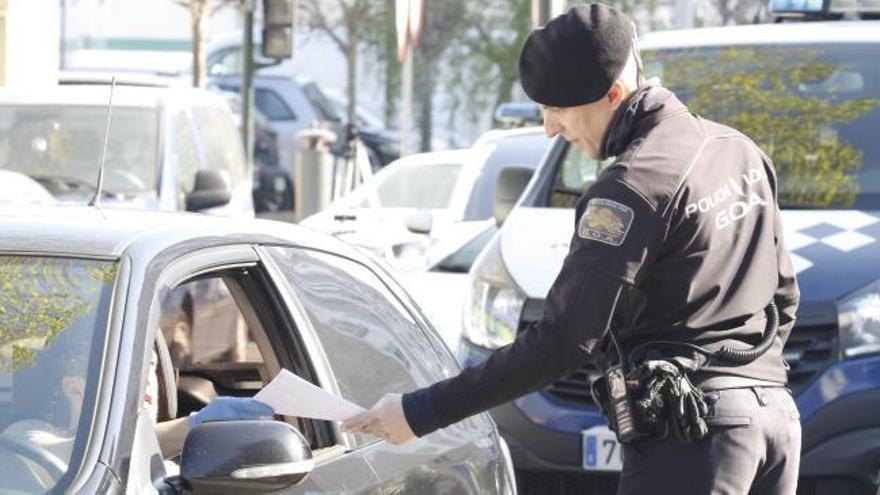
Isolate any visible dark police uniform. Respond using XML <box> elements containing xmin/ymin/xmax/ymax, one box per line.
<box><xmin>403</xmin><ymin>5</ymin><xmax>801</xmax><ymax>494</ymax></box>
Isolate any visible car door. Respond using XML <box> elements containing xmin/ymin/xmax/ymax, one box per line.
<box><xmin>126</xmin><ymin>244</ymin><xmax>378</xmax><ymax>494</ymax></box>
<box><xmin>261</xmin><ymin>245</ymin><xmax>510</xmax><ymax>494</ymax></box>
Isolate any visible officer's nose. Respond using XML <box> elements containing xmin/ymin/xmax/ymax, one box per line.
<box><xmin>543</xmin><ymin>110</ymin><xmax>560</xmax><ymax>138</ymax></box>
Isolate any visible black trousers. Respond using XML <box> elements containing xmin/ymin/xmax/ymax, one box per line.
<box><xmin>618</xmin><ymin>387</ymin><xmax>801</xmax><ymax>495</ymax></box>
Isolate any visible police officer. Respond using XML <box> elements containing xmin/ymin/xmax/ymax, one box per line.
<box><xmin>343</xmin><ymin>4</ymin><xmax>801</xmax><ymax>493</ymax></box>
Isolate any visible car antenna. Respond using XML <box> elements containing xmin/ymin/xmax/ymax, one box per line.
<box><xmin>88</xmin><ymin>76</ymin><xmax>116</xmax><ymax>208</ymax></box>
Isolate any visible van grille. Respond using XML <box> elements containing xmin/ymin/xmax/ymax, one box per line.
<box><xmin>517</xmin><ymin>299</ymin><xmax>838</xmax><ymax>406</ymax></box>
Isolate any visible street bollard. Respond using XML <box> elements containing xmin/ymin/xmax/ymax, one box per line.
<box><xmin>293</xmin><ymin>128</ymin><xmax>336</xmax><ymax>222</ymax></box>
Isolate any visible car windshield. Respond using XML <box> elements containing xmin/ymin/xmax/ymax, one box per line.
<box><xmin>351</xmin><ymin>161</ymin><xmax>464</xmax><ymax>209</ymax></box>
<box><xmin>0</xmin><ymin>256</ymin><xmax>116</xmax><ymax>493</ymax></box>
<box><xmin>643</xmin><ymin>43</ymin><xmax>880</xmax><ymax>209</ymax></box>
<box><xmin>0</xmin><ymin>105</ymin><xmax>159</xmax><ymax>198</ymax></box>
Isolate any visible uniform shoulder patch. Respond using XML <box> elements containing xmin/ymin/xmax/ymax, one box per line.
<box><xmin>578</xmin><ymin>198</ymin><xmax>634</xmax><ymax>246</ymax></box>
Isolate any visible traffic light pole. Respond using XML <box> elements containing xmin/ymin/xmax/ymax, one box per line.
<box><xmin>242</xmin><ymin>0</ymin><xmax>256</xmax><ymax>169</ymax></box>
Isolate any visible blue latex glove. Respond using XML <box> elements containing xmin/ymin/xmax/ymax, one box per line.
<box><xmin>189</xmin><ymin>396</ymin><xmax>275</xmax><ymax>428</ymax></box>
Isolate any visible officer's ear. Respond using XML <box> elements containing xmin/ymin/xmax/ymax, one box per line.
<box><xmin>605</xmin><ymin>81</ymin><xmax>629</xmax><ymax>108</ymax></box>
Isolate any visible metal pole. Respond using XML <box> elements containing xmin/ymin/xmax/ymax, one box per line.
<box><xmin>242</xmin><ymin>0</ymin><xmax>255</xmax><ymax>169</ymax></box>
<box><xmin>399</xmin><ymin>47</ymin><xmax>413</xmax><ymax>156</ymax></box>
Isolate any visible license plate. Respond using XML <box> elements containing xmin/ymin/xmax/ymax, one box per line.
<box><xmin>582</xmin><ymin>426</ymin><xmax>623</xmax><ymax>471</ymax></box>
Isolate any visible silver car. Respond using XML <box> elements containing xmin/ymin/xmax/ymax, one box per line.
<box><xmin>0</xmin><ymin>206</ymin><xmax>515</xmax><ymax>494</ymax></box>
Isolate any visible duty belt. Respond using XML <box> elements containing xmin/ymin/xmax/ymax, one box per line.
<box><xmin>592</xmin><ymin>302</ymin><xmax>780</xmax><ymax>445</ymax></box>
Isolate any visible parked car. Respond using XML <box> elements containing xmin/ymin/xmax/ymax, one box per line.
<box><xmin>0</xmin><ymin>75</ymin><xmax>252</xmax><ymax>216</ymax></box>
<box><xmin>460</xmin><ymin>8</ymin><xmax>880</xmax><ymax>494</ymax></box>
<box><xmin>0</xmin><ymin>205</ymin><xmax>516</xmax><ymax>494</ymax></box>
<box><xmin>206</xmin><ymin>40</ymin><xmax>398</xmax><ymax>171</ymax></box>
<box><xmin>305</xmin><ymin>127</ymin><xmax>550</xmax><ymax>266</ymax></box>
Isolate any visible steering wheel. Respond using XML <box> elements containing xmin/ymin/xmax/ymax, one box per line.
<box><xmin>0</xmin><ymin>434</ymin><xmax>68</xmax><ymax>481</ymax></box>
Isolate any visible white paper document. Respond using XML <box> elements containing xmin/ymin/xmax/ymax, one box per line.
<box><xmin>254</xmin><ymin>369</ymin><xmax>365</xmax><ymax>421</ymax></box>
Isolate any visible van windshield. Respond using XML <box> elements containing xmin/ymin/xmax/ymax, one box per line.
<box><xmin>643</xmin><ymin>44</ymin><xmax>880</xmax><ymax>210</ymax></box>
<box><xmin>0</xmin><ymin>105</ymin><xmax>159</xmax><ymax>199</ymax></box>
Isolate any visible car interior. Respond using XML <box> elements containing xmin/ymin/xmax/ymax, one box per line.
<box><xmin>154</xmin><ymin>267</ymin><xmax>344</xmax><ymax>464</ymax></box>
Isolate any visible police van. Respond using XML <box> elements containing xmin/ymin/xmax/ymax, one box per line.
<box><xmin>459</xmin><ymin>3</ymin><xmax>880</xmax><ymax>493</ymax></box>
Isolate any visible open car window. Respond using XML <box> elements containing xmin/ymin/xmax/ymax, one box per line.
<box><xmin>155</xmin><ymin>266</ymin><xmax>336</xmax><ymax>454</ymax></box>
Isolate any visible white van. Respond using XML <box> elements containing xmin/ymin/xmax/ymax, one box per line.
<box><xmin>0</xmin><ymin>75</ymin><xmax>253</xmax><ymax>216</ymax></box>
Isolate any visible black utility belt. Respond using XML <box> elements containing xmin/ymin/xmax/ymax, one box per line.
<box><xmin>593</xmin><ymin>303</ymin><xmax>780</xmax><ymax>445</ymax></box>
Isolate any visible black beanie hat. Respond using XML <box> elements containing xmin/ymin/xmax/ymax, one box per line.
<box><xmin>519</xmin><ymin>4</ymin><xmax>634</xmax><ymax>107</ymax></box>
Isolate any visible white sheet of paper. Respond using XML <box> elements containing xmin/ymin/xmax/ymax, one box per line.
<box><xmin>254</xmin><ymin>369</ymin><xmax>365</xmax><ymax>421</ymax></box>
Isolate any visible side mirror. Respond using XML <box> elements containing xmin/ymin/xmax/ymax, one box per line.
<box><xmin>186</xmin><ymin>170</ymin><xmax>232</xmax><ymax>211</ymax></box>
<box><xmin>405</xmin><ymin>209</ymin><xmax>433</xmax><ymax>235</ymax></box>
<box><xmin>493</xmin><ymin>166</ymin><xmax>534</xmax><ymax>226</ymax></box>
<box><xmin>180</xmin><ymin>420</ymin><xmax>313</xmax><ymax>494</ymax></box>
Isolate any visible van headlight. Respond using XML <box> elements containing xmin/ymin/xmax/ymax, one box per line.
<box><xmin>462</xmin><ymin>233</ymin><xmax>525</xmax><ymax>350</ymax></box>
<box><xmin>838</xmin><ymin>279</ymin><xmax>880</xmax><ymax>358</ymax></box>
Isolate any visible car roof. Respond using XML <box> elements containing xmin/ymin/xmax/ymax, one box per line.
<box><xmin>473</xmin><ymin>126</ymin><xmax>545</xmax><ymax>148</ymax></box>
<box><xmin>641</xmin><ymin>20</ymin><xmax>880</xmax><ymax>50</ymax></box>
<box><xmin>385</xmin><ymin>149</ymin><xmax>473</xmax><ymax>169</ymax></box>
<box><xmin>0</xmin><ymin>206</ymin><xmax>361</xmax><ymax>261</ymax></box>
<box><xmin>0</xmin><ymin>83</ymin><xmax>227</xmax><ymax>109</ymax></box>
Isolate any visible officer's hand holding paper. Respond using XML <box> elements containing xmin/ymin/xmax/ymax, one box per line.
<box><xmin>254</xmin><ymin>369</ymin><xmax>365</xmax><ymax>421</ymax></box>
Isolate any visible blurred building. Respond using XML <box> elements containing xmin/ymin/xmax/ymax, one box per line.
<box><xmin>0</xmin><ymin>0</ymin><xmax>59</xmax><ymax>88</ymax></box>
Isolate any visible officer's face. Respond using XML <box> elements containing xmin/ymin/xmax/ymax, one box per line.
<box><xmin>542</xmin><ymin>83</ymin><xmax>628</xmax><ymax>159</ymax></box>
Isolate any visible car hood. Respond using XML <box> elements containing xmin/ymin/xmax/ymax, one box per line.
<box><xmin>501</xmin><ymin>208</ymin><xmax>880</xmax><ymax>304</ymax></box>
<box><xmin>301</xmin><ymin>208</ymin><xmax>489</xmax><ymax>274</ymax></box>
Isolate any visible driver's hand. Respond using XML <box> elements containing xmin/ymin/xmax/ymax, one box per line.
<box><xmin>188</xmin><ymin>397</ymin><xmax>275</xmax><ymax>427</ymax></box>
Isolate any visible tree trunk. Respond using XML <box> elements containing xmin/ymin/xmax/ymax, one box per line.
<box><xmin>417</xmin><ymin>57</ymin><xmax>435</xmax><ymax>152</ymax></box>
<box><xmin>383</xmin><ymin>0</ymin><xmax>398</xmax><ymax>128</ymax></box>
<box><xmin>191</xmin><ymin>1</ymin><xmax>208</xmax><ymax>88</ymax></box>
<box><xmin>346</xmin><ymin>44</ymin><xmax>357</xmax><ymax>125</ymax></box>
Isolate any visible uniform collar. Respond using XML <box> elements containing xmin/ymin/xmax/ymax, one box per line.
<box><xmin>599</xmin><ymin>81</ymin><xmax>689</xmax><ymax>159</ymax></box>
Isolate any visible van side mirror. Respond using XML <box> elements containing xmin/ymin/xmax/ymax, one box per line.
<box><xmin>405</xmin><ymin>209</ymin><xmax>433</xmax><ymax>234</ymax></box>
<box><xmin>186</xmin><ymin>170</ymin><xmax>232</xmax><ymax>211</ymax></box>
<box><xmin>179</xmin><ymin>420</ymin><xmax>313</xmax><ymax>494</ymax></box>
<box><xmin>493</xmin><ymin>166</ymin><xmax>534</xmax><ymax>226</ymax></box>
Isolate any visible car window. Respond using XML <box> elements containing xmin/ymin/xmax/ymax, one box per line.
<box><xmin>267</xmin><ymin>247</ymin><xmax>440</xmax><ymax>445</ymax></box>
<box><xmin>0</xmin><ymin>105</ymin><xmax>159</xmax><ymax>198</ymax></box>
<box><xmin>644</xmin><ymin>43</ymin><xmax>880</xmax><ymax>209</ymax></box>
<box><xmin>157</xmin><ymin>268</ymin><xmax>332</xmax><ymax>450</ymax></box>
<box><xmin>547</xmin><ymin>145</ymin><xmax>608</xmax><ymax>208</ymax></box>
<box><xmin>160</xmin><ymin>279</ymin><xmax>265</xmax><ymax>384</ymax></box>
<box><xmin>207</xmin><ymin>47</ymin><xmax>241</xmax><ymax>77</ymax></box>
<box><xmin>255</xmin><ymin>88</ymin><xmax>297</xmax><ymax>122</ymax></box>
<box><xmin>172</xmin><ymin>113</ymin><xmax>198</xmax><ymax>193</ymax></box>
<box><xmin>191</xmin><ymin>106</ymin><xmax>246</xmax><ymax>187</ymax></box>
<box><xmin>462</xmin><ymin>133</ymin><xmax>551</xmax><ymax>220</ymax></box>
<box><xmin>354</xmin><ymin>162</ymin><xmax>463</xmax><ymax>209</ymax></box>
<box><xmin>0</xmin><ymin>256</ymin><xmax>117</xmax><ymax>493</ymax></box>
